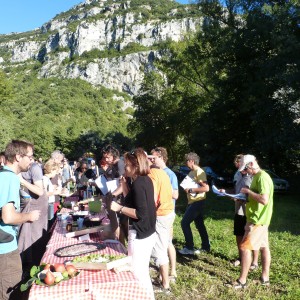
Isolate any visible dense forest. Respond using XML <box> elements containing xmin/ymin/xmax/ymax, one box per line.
<box><xmin>0</xmin><ymin>0</ymin><xmax>299</xmax><ymax>178</ymax></box>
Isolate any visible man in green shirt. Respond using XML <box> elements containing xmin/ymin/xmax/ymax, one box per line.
<box><xmin>232</xmin><ymin>154</ymin><xmax>274</xmax><ymax>289</ymax></box>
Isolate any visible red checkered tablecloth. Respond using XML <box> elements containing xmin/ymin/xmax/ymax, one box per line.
<box><xmin>28</xmin><ymin>217</ymin><xmax>151</xmax><ymax>300</ymax></box>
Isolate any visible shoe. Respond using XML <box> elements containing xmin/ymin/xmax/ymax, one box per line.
<box><xmin>178</xmin><ymin>247</ymin><xmax>195</xmax><ymax>255</ymax></box>
<box><xmin>260</xmin><ymin>277</ymin><xmax>270</xmax><ymax>286</ymax></box>
<box><xmin>154</xmin><ymin>284</ymin><xmax>171</xmax><ymax>295</ymax></box>
<box><xmin>194</xmin><ymin>248</ymin><xmax>210</xmax><ymax>255</ymax></box>
<box><xmin>249</xmin><ymin>263</ymin><xmax>258</xmax><ymax>271</ymax></box>
<box><xmin>232</xmin><ymin>279</ymin><xmax>247</xmax><ymax>289</ymax></box>
<box><xmin>169</xmin><ymin>275</ymin><xmax>177</xmax><ymax>283</ymax></box>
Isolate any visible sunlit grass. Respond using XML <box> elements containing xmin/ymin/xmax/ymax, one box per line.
<box><xmin>155</xmin><ymin>190</ymin><xmax>300</xmax><ymax>300</ymax></box>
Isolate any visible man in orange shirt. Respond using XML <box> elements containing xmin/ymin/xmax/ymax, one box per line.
<box><xmin>148</xmin><ymin>156</ymin><xmax>174</xmax><ymax>294</ymax></box>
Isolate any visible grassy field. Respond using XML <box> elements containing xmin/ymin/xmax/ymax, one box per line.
<box><xmin>155</xmin><ymin>189</ymin><xmax>300</xmax><ymax>300</ymax></box>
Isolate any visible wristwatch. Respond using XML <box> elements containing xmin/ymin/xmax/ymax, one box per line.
<box><xmin>188</xmin><ymin>188</ymin><xmax>193</xmax><ymax>194</ymax></box>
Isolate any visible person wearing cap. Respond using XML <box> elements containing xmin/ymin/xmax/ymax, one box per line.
<box><xmin>232</xmin><ymin>154</ymin><xmax>274</xmax><ymax>289</ymax></box>
<box><xmin>220</xmin><ymin>154</ymin><xmax>259</xmax><ymax>269</ymax></box>
<box><xmin>179</xmin><ymin>152</ymin><xmax>210</xmax><ymax>255</ymax></box>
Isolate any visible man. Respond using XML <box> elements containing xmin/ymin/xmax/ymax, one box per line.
<box><xmin>232</xmin><ymin>154</ymin><xmax>273</xmax><ymax>289</ymax></box>
<box><xmin>179</xmin><ymin>152</ymin><xmax>210</xmax><ymax>255</ymax></box>
<box><xmin>101</xmin><ymin>145</ymin><xmax>127</xmax><ymax>243</ymax></box>
<box><xmin>0</xmin><ymin>140</ymin><xmax>41</xmax><ymax>300</ymax></box>
<box><xmin>101</xmin><ymin>145</ymin><xmax>125</xmax><ymax>180</ymax></box>
<box><xmin>19</xmin><ymin>154</ymin><xmax>47</xmax><ymax>270</ymax></box>
<box><xmin>151</xmin><ymin>147</ymin><xmax>178</xmax><ymax>281</ymax></box>
<box><xmin>148</xmin><ymin>154</ymin><xmax>174</xmax><ymax>293</ymax></box>
<box><xmin>220</xmin><ymin>154</ymin><xmax>258</xmax><ymax>268</ymax></box>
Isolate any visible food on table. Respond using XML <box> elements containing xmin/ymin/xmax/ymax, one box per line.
<box><xmin>73</xmin><ymin>253</ymin><xmax>126</xmax><ymax>263</ymax></box>
<box><xmin>43</xmin><ymin>263</ymin><xmax>55</xmax><ymax>272</ymax></box>
<box><xmin>68</xmin><ymin>253</ymin><xmax>131</xmax><ymax>270</ymax></box>
<box><xmin>54</xmin><ymin>263</ymin><xmax>66</xmax><ymax>273</ymax></box>
<box><xmin>20</xmin><ymin>263</ymin><xmax>79</xmax><ymax>291</ymax></box>
<box><xmin>66</xmin><ymin>265</ymin><xmax>77</xmax><ymax>277</ymax></box>
<box><xmin>54</xmin><ymin>242</ymin><xmax>105</xmax><ymax>257</ymax></box>
<box><xmin>44</xmin><ymin>271</ymin><xmax>55</xmax><ymax>285</ymax></box>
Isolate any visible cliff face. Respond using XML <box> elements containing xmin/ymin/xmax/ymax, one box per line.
<box><xmin>0</xmin><ymin>0</ymin><xmax>202</xmax><ymax>95</ymax></box>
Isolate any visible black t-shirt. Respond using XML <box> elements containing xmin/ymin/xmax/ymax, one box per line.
<box><xmin>125</xmin><ymin>175</ymin><xmax>156</xmax><ymax>239</ymax></box>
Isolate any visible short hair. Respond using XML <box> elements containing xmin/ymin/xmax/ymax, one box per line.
<box><xmin>151</xmin><ymin>147</ymin><xmax>168</xmax><ymax>163</ymax></box>
<box><xmin>102</xmin><ymin>145</ymin><xmax>120</xmax><ymax>159</ymax></box>
<box><xmin>234</xmin><ymin>154</ymin><xmax>244</xmax><ymax>164</ymax></box>
<box><xmin>0</xmin><ymin>151</ymin><xmax>6</xmax><ymax>165</ymax></box>
<box><xmin>124</xmin><ymin>148</ymin><xmax>150</xmax><ymax>176</ymax></box>
<box><xmin>185</xmin><ymin>152</ymin><xmax>200</xmax><ymax>165</ymax></box>
<box><xmin>5</xmin><ymin>140</ymin><xmax>34</xmax><ymax>164</ymax></box>
<box><xmin>51</xmin><ymin>150</ymin><xmax>64</xmax><ymax>160</ymax></box>
<box><xmin>43</xmin><ymin>159</ymin><xmax>60</xmax><ymax>175</ymax></box>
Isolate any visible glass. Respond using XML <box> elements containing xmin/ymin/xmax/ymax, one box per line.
<box><xmin>22</xmin><ymin>154</ymin><xmax>34</xmax><ymax>160</ymax></box>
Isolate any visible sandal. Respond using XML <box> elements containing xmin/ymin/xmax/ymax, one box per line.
<box><xmin>232</xmin><ymin>279</ymin><xmax>247</xmax><ymax>289</ymax></box>
<box><xmin>260</xmin><ymin>278</ymin><xmax>270</xmax><ymax>286</ymax></box>
<box><xmin>250</xmin><ymin>263</ymin><xmax>258</xmax><ymax>271</ymax></box>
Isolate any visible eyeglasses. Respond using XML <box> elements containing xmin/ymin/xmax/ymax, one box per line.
<box><xmin>243</xmin><ymin>164</ymin><xmax>250</xmax><ymax>171</ymax></box>
<box><xmin>22</xmin><ymin>154</ymin><xmax>34</xmax><ymax>160</ymax></box>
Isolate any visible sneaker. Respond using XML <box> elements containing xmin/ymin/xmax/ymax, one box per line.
<box><xmin>178</xmin><ymin>247</ymin><xmax>195</xmax><ymax>255</ymax></box>
<box><xmin>194</xmin><ymin>248</ymin><xmax>210</xmax><ymax>255</ymax></box>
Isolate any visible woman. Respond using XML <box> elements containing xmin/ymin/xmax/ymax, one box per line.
<box><xmin>42</xmin><ymin>159</ymin><xmax>61</xmax><ymax>222</ymax></box>
<box><xmin>90</xmin><ymin>159</ymin><xmax>99</xmax><ymax>178</ymax></box>
<box><xmin>110</xmin><ymin>148</ymin><xmax>156</xmax><ymax>299</ymax></box>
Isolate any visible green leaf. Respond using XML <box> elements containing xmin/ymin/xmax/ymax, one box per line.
<box><xmin>20</xmin><ymin>277</ymin><xmax>36</xmax><ymax>292</ymax></box>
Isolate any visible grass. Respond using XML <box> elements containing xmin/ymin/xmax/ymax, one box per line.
<box><xmin>155</xmin><ymin>189</ymin><xmax>300</xmax><ymax>300</ymax></box>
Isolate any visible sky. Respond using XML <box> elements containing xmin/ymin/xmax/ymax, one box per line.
<box><xmin>0</xmin><ymin>0</ymin><xmax>191</xmax><ymax>35</ymax></box>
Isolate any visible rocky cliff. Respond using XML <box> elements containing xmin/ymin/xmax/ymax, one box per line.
<box><xmin>0</xmin><ymin>0</ymin><xmax>202</xmax><ymax>95</ymax></box>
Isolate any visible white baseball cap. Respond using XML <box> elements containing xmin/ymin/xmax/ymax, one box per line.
<box><xmin>238</xmin><ymin>154</ymin><xmax>256</xmax><ymax>171</ymax></box>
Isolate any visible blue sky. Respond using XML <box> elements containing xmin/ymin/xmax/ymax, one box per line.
<box><xmin>0</xmin><ymin>0</ymin><xmax>191</xmax><ymax>34</ymax></box>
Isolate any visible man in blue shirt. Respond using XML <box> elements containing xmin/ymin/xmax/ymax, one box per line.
<box><xmin>0</xmin><ymin>140</ymin><xmax>41</xmax><ymax>300</ymax></box>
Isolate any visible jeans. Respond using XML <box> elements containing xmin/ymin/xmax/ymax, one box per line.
<box><xmin>181</xmin><ymin>200</ymin><xmax>210</xmax><ymax>251</ymax></box>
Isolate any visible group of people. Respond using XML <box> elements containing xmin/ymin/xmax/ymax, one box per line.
<box><xmin>0</xmin><ymin>138</ymin><xmax>274</xmax><ymax>299</ymax></box>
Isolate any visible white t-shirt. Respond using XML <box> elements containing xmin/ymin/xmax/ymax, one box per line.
<box><xmin>43</xmin><ymin>175</ymin><xmax>55</xmax><ymax>203</ymax></box>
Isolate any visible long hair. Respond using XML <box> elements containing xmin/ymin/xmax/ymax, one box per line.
<box><xmin>124</xmin><ymin>148</ymin><xmax>150</xmax><ymax>177</ymax></box>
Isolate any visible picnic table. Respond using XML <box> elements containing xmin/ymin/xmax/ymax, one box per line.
<box><xmin>28</xmin><ymin>203</ymin><xmax>151</xmax><ymax>300</ymax></box>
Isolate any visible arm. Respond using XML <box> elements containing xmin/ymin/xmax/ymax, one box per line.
<box><xmin>110</xmin><ymin>201</ymin><xmax>137</xmax><ymax>219</ymax></box>
<box><xmin>185</xmin><ymin>180</ymin><xmax>209</xmax><ymax>194</ymax></box>
<box><xmin>20</xmin><ymin>177</ymin><xmax>44</xmax><ymax>196</ymax></box>
<box><xmin>172</xmin><ymin>189</ymin><xmax>179</xmax><ymax>200</ymax></box>
<box><xmin>240</xmin><ymin>187</ymin><xmax>269</xmax><ymax>205</ymax></box>
<box><xmin>2</xmin><ymin>203</ymin><xmax>40</xmax><ymax>225</ymax></box>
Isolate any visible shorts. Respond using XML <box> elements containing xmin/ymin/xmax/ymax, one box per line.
<box><xmin>233</xmin><ymin>214</ymin><xmax>246</xmax><ymax>236</ymax></box>
<box><xmin>240</xmin><ymin>223</ymin><xmax>269</xmax><ymax>251</ymax></box>
<box><xmin>152</xmin><ymin>212</ymin><xmax>175</xmax><ymax>267</ymax></box>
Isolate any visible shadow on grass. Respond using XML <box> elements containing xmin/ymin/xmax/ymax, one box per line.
<box><xmin>176</xmin><ymin>189</ymin><xmax>300</xmax><ymax>235</ymax></box>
